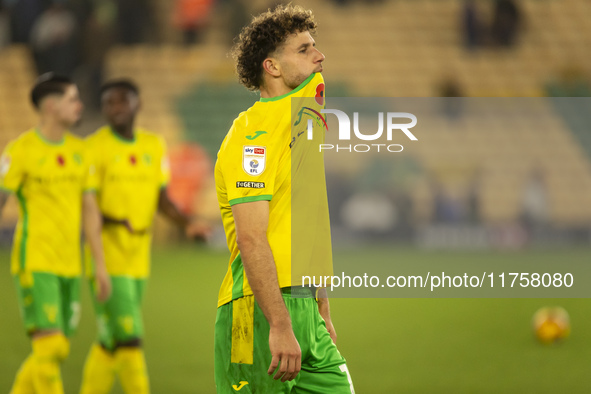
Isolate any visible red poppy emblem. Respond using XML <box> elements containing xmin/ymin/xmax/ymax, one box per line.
<box><xmin>315</xmin><ymin>83</ymin><xmax>325</xmax><ymax>106</ymax></box>
<box><xmin>57</xmin><ymin>155</ymin><xmax>65</xmax><ymax>166</ymax></box>
<box><xmin>130</xmin><ymin>155</ymin><xmax>137</xmax><ymax>165</ymax></box>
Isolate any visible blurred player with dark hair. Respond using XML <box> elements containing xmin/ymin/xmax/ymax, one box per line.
<box><xmin>215</xmin><ymin>5</ymin><xmax>355</xmax><ymax>393</ymax></box>
<box><xmin>79</xmin><ymin>79</ymin><xmax>203</xmax><ymax>394</ymax></box>
<box><xmin>0</xmin><ymin>73</ymin><xmax>111</xmax><ymax>394</ymax></box>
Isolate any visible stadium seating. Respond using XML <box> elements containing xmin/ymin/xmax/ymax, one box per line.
<box><xmin>0</xmin><ymin>45</ymin><xmax>37</xmax><ymax>226</ymax></box>
<box><xmin>103</xmin><ymin>0</ymin><xmax>591</xmax><ymax>226</ymax></box>
<box><xmin>1</xmin><ymin>0</ymin><xmax>590</xmax><ymax>228</ymax></box>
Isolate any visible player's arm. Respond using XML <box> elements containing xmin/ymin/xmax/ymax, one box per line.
<box><xmin>317</xmin><ymin>288</ymin><xmax>337</xmax><ymax>344</ymax></box>
<box><xmin>0</xmin><ymin>141</ymin><xmax>21</xmax><ymax>219</ymax></box>
<box><xmin>101</xmin><ymin>214</ymin><xmax>137</xmax><ymax>234</ymax></box>
<box><xmin>83</xmin><ymin>192</ymin><xmax>111</xmax><ymax>302</ymax></box>
<box><xmin>232</xmin><ymin>200</ymin><xmax>301</xmax><ymax>382</ymax></box>
<box><xmin>155</xmin><ymin>139</ymin><xmax>209</xmax><ymax>237</ymax></box>
<box><xmin>158</xmin><ymin>187</ymin><xmax>190</xmax><ymax>227</ymax></box>
<box><xmin>158</xmin><ymin>187</ymin><xmax>211</xmax><ymax>239</ymax></box>
<box><xmin>0</xmin><ymin>190</ymin><xmax>9</xmax><ymax>218</ymax></box>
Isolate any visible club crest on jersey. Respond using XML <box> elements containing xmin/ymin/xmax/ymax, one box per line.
<box><xmin>243</xmin><ymin>146</ymin><xmax>266</xmax><ymax>176</ymax></box>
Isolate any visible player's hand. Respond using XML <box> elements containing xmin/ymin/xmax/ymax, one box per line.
<box><xmin>267</xmin><ymin>325</ymin><xmax>301</xmax><ymax>382</ymax></box>
<box><xmin>122</xmin><ymin>219</ymin><xmax>135</xmax><ymax>234</ymax></box>
<box><xmin>324</xmin><ymin>319</ymin><xmax>338</xmax><ymax>345</ymax></box>
<box><xmin>317</xmin><ymin>293</ymin><xmax>337</xmax><ymax>344</ymax></box>
<box><xmin>122</xmin><ymin>219</ymin><xmax>150</xmax><ymax>235</ymax></box>
<box><xmin>185</xmin><ymin>218</ymin><xmax>212</xmax><ymax>240</ymax></box>
<box><xmin>94</xmin><ymin>267</ymin><xmax>112</xmax><ymax>303</ymax></box>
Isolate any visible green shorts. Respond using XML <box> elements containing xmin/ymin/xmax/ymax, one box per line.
<box><xmin>13</xmin><ymin>271</ymin><xmax>81</xmax><ymax>337</ymax></box>
<box><xmin>90</xmin><ymin>275</ymin><xmax>147</xmax><ymax>351</ymax></box>
<box><xmin>214</xmin><ymin>287</ymin><xmax>355</xmax><ymax>394</ymax></box>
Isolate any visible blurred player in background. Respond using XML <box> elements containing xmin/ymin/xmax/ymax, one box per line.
<box><xmin>79</xmin><ymin>79</ymin><xmax>205</xmax><ymax>394</ymax></box>
<box><xmin>214</xmin><ymin>5</ymin><xmax>355</xmax><ymax>393</ymax></box>
<box><xmin>0</xmin><ymin>73</ymin><xmax>111</xmax><ymax>394</ymax></box>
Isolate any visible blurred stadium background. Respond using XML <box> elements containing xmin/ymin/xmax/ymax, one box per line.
<box><xmin>1</xmin><ymin>0</ymin><xmax>591</xmax><ymax>392</ymax></box>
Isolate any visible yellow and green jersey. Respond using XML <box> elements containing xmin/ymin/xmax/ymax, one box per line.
<box><xmin>0</xmin><ymin>129</ymin><xmax>97</xmax><ymax>277</ymax></box>
<box><xmin>86</xmin><ymin>126</ymin><xmax>170</xmax><ymax>279</ymax></box>
<box><xmin>215</xmin><ymin>72</ymin><xmax>333</xmax><ymax>307</ymax></box>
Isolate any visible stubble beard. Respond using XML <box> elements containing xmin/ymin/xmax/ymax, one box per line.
<box><xmin>286</xmin><ymin>71</ymin><xmax>310</xmax><ymax>90</ymax></box>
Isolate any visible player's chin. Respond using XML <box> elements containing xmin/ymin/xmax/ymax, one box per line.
<box><xmin>70</xmin><ymin>115</ymin><xmax>83</xmax><ymax>128</ymax></box>
<box><xmin>110</xmin><ymin>120</ymin><xmax>128</xmax><ymax>130</ymax></box>
<box><xmin>315</xmin><ymin>66</ymin><xmax>323</xmax><ymax>73</ymax></box>
<box><xmin>111</xmin><ymin>115</ymin><xmax>131</xmax><ymax>127</ymax></box>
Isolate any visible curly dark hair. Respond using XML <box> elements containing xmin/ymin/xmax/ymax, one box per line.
<box><xmin>30</xmin><ymin>73</ymin><xmax>73</xmax><ymax>109</ymax></box>
<box><xmin>231</xmin><ymin>4</ymin><xmax>317</xmax><ymax>91</ymax></box>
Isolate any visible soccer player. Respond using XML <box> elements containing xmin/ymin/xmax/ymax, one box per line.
<box><xmin>0</xmin><ymin>73</ymin><xmax>111</xmax><ymax>394</ymax></box>
<box><xmin>214</xmin><ymin>5</ymin><xmax>355</xmax><ymax>393</ymax></box>
<box><xmin>79</xmin><ymin>79</ymin><xmax>199</xmax><ymax>394</ymax></box>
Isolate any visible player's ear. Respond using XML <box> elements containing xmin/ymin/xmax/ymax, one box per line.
<box><xmin>262</xmin><ymin>57</ymin><xmax>281</xmax><ymax>78</ymax></box>
<box><xmin>40</xmin><ymin>96</ymin><xmax>55</xmax><ymax>114</ymax></box>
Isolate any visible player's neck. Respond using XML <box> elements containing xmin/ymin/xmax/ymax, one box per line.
<box><xmin>38</xmin><ymin>118</ymin><xmax>66</xmax><ymax>143</ymax></box>
<box><xmin>111</xmin><ymin>124</ymin><xmax>135</xmax><ymax>141</ymax></box>
<box><xmin>260</xmin><ymin>79</ymin><xmax>293</xmax><ymax>100</ymax></box>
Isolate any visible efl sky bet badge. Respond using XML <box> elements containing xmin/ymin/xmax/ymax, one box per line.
<box><xmin>243</xmin><ymin>146</ymin><xmax>266</xmax><ymax>176</ymax></box>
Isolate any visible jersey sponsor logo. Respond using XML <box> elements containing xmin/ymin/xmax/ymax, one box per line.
<box><xmin>31</xmin><ymin>174</ymin><xmax>83</xmax><ymax>185</ymax></box>
<box><xmin>243</xmin><ymin>146</ymin><xmax>266</xmax><ymax>176</ymax></box>
<box><xmin>246</xmin><ymin>130</ymin><xmax>267</xmax><ymax>140</ymax></box>
<box><xmin>232</xmin><ymin>381</ymin><xmax>249</xmax><ymax>391</ymax></box>
<box><xmin>106</xmin><ymin>174</ymin><xmax>151</xmax><ymax>183</ymax></box>
<box><xmin>236</xmin><ymin>181</ymin><xmax>265</xmax><ymax>189</ymax></box>
<box><xmin>0</xmin><ymin>154</ymin><xmax>11</xmax><ymax>176</ymax></box>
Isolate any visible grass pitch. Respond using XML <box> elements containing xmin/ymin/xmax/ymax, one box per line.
<box><xmin>1</xmin><ymin>246</ymin><xmax>589</xmax><ymax>393</ymax></box>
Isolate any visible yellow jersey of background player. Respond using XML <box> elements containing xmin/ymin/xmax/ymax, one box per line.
<box><xmin>79</xmin><ymin>79</ymin><xmax>202</xmax><ymax>394</ymax></box>
<box><xmin>0</xmin><ymin>73</ymin><xmax>111</xmax><ymax>394</ymax></box>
